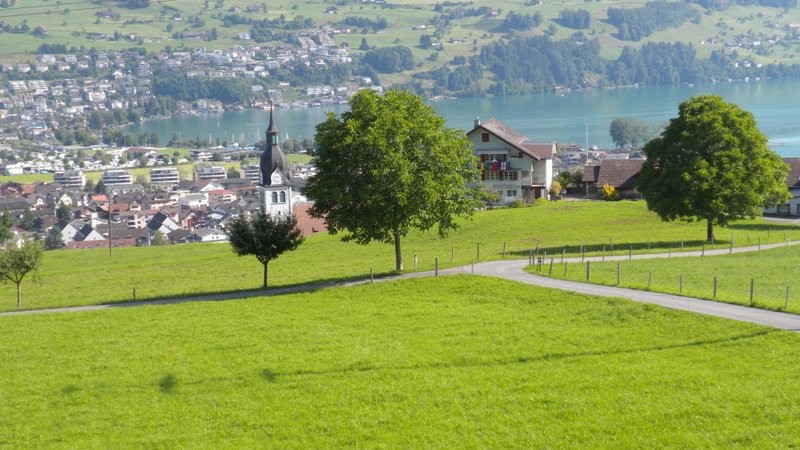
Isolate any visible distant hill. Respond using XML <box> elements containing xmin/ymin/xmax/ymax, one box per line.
<box><xmin>1</xmin><ymin>0</ymin><xmax>800</xmax><ymax>95</ymax></box>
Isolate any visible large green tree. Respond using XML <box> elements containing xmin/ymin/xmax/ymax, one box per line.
<box><xmin>609</xmin><ymin>117</ymin><xmax>651</xmax><ymax>148</ymax></box>
<box><xmin>0</xmin><ymin>239</ymin><xmax>44</xmax><ymax>308</ymax></box>
<box><xmin>637</xmin><ymin>95</ymin><xmax>789</xmax><ymax>242</ymax></box>
<box><xmin>305</xmin><ymin>89</ymin><xmax>482</xmax><ymax>271</ymax></box>
<box><xmin>226</xmin><ymin>212</ymin><xmax>304</xmax><ymax>287</ymax></box>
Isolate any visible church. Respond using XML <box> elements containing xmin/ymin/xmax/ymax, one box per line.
<box><xmin>258</xmin><ymin>105</ymin><xmax>293</xmax><ymax>216</ymax></box>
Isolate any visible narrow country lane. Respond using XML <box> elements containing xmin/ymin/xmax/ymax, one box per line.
<box><xmin>2</xmin><ymin>241</ymin><xmax>800</xmax><ymax>332</ymax></box>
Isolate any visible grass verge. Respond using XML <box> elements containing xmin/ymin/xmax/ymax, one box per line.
<box><xmin>1</xmin><ymin>276</ymin><xmax>799</xmax><ymax>447</ymax></box>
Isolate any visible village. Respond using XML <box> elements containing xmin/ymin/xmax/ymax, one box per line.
<box><xmin>1</xmin><ymin>104</ymin><xmax>797</xmax><ymax>253</ymax></box>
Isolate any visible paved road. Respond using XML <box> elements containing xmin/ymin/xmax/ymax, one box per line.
<box><xmin>3</xmin><ymin>241</ymin><xmax>800</xmax><ymax>332</ymax></box>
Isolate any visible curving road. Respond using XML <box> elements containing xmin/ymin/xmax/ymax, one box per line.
<box><xmin>3</xmin><ymin>241</ymin><xmax>800</xmax><ymax>332</ymax></box>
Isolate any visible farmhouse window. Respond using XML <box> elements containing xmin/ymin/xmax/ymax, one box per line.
<box><xmin>481</xmin><ymin>133</ymin><xmax>490</xmax><ymax>143</ymax></box>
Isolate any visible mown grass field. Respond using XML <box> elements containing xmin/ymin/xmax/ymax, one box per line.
<box><xmin>2</xmin><ymin>200</ymin><xmax>798</xmax><ymax>312</ymax></box>
<box><xmin>532</xmin><ymin>242</ymin><xmax>800</xmax><ymax>313</ymax></box>
<box><xmin>2</xmin><ymin>276</ymin><xmax>800</xmax><ymax>447</ymax></box>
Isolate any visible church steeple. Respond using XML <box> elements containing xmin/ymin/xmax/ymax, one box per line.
<box><xmin>259</xmin><ymin>101</ymin><xmax>288</xmax><ymax>187</ymax></box>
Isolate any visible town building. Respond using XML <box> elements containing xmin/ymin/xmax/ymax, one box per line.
<box><xmin>467</xmin><ymin>118</ymin><xmax>556</xmax><ymax>204</ymax></box>
<box><xmin>196</xmin><ymin>165</ymin><xmax>226</xmax><ymax>181</ymax></box>
<box><xmin>102</xmin><ymin>169</ymin><xmax>132</xmax><ymax>186</ymax></box>
<box><xmin>150</xmin><ymin>167</ymin><xmax>180</xmax><ymax>188</ymax></box>
<box><xmin>54</xmin><ymin>170</ymin><xmax>85</xmax><ymax>188</ymax></box>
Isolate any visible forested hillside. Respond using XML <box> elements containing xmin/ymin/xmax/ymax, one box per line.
<box><xmin>2</xmin><ymin>0</ymin><xmax>800</xmax><ymax>98</ymax></box>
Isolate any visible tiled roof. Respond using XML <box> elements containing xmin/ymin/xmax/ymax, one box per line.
<box><xmin>783</xmin><ymin>158</ymin><xmax>800</xmax><ymax>188</ymax></box>
<box><xmin>582</xmin><ymin>165</ymin><xmax>600</xmax><ymax>183</ymax></box>
<box><xmin>595</xmin><ymin>159</ymin><xmax>644</xmax><ymax>189</ymax></box>
<box><xmin>470</xmin><ymin>118</ymin><xmax>555</xmax><ymax>160</ymax></box>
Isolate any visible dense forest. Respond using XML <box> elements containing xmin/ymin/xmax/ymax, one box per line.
<box><xmin>413</xmin><ymin>31</ymin><xmax>800</xmax><ymax>96</ymax></box>
<box><xmin>606</xmin><ymin>1</ymin><xmax>701</xmax><ymax>41</ymax></box>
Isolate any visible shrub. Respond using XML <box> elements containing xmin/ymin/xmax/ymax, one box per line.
<box><xmin>602</xmin><ymin>184</ymin><xmax>620</xmax><ymax>201</ymax></box>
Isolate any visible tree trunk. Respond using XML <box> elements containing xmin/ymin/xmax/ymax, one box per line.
<box><xmin>15</xmin><ymin>282</ymin><xmax>21</xmax><ymax>308</ymax></box>
<box><xmin>263</xmin><ymin>262</ymin><xmax>268</xmax><ymax>288</ymax></box>
<box><xmin>393</xmin><ymin>228</ymin><xmax>403</xmax><ymax>271</ymax></box>
<box><xmin>707</xmin><ymin>219</ymin><xmax>715</xmax><ymax>243</ymax></box>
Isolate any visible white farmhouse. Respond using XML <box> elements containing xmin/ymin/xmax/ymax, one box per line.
<box><xmin>467</xmin><ymin>118</ymin><xmax>556</xmax><ymax>204</ymax></box>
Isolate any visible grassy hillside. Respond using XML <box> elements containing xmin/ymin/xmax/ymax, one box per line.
<box><xmin>2</xmin><ymin>276</ymin><xmax>800</xmax><ymax>447</ymax></box>
<box><xmin>0</xmin><ymin>0</ymin><xmax>799</xmax><ymax>73</ymax></box>
<box><xmin>533</xmin><ymin>242</ymin><xmax>800</xmax><ymax>313</ymax></box>
<box><xmin>1</xmin><ymin>200</ymin><xmax>798</xmax><ymax>311</ymax></box>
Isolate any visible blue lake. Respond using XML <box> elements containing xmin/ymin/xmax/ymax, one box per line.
<box><xmin>127</xmin><ymin>78</ymin><xmax>800</xmax><ymax>156</ymax></box>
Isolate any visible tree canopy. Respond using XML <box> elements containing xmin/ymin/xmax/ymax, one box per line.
<box><xmin>226</xmin><ymin>212</ymin><xmax>304</xmax><ymax>287</ymax></box>
<box><xmin>609</xmin><ymin>117</ymin><xmax>651</xmax><ymax>148</ymax></box>
<box><xmin>637</xmin><ymin>94</ymin><xmax>789</xmax><ymax>242</ymax></box>
<box><xmin>305</xmin><ymin>89</ymin><xmax>482</xmax><ymax>271</ymax></box>
<box><xmin>0</xmin><ymin>238</ymin><xmax>44</xmax><ymax>308</ymax></box>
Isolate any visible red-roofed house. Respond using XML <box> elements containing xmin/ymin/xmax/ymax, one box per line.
<box><xmin>467</xmin><ymin>118</ymin><xmax>556</xmax><ymax>204</ymax></box>
<box><xmin>208</xmin><ymin>189</ymin><xmax>238</xmax><ymax>204</ymax></box>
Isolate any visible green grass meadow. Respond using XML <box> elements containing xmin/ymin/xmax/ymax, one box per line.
<box><xmin>2</xmin><ymin>200</ymin><xmax>799</xmax><ymax>311</ymax></box>
<box><xmin>3</xmin><ymin>276</ymin><xmax>800</xmax><ymax>447</ymax></box>
<box><xmin>533</xmin><ymin>242</ymin><xmax>800</xmax><ymax>313</ymax></box>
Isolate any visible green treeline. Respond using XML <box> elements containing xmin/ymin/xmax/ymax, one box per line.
<box><xmin>607</xmin><ymin>1</ymin><xmax>701</xmax><ymax>41</ymax></box>
<box><xmin>417</xmin><ymin>32</ymin><xmax>800</xmax><ymax>96</ymax></box>
<box><xmin>477</xmin><ymin>34</ymin><xmax>604</xmax><ymax>95</ymax></box>
<box><xmin>558</xmin><ymin>9</ymin><xmax>591</xmax><ymax>29</ymax></box>
<box><xmin>152</xmin><ymin>74</ymin><xmax>261</xmax><ymax>104</ymax></box>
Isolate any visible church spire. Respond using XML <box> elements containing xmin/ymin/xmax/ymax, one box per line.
<box><xmin>260</xmin><ymin>101</ymin><xmax>276</xmax><ymax>186</ymax></box>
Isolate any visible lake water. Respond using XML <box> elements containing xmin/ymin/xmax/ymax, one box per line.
<box><xmin>127</xmin><ymin>78</ymin><xmax>800</xmax><ymax>156</ymax></box>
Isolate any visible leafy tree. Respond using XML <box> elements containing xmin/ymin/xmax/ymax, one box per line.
<box><xmin>226</xmin><ymin>213</ymin><xmax>304</xmax><ymax>287</ymax></box>
<box><xmin>0</xmin><ymin>239</ymin><xmax>44</xmax><ymax>308</ymax></box>
<box><xmin>359</xmin><ymin>37</ymin><xmax>369</xmax><ymax>51</ymax></box>
<box><xmin>21</xmin><ymin>209</ymin><xmax>35</xmax><ymax>231</ymax></box>
<box><xmin>227</xmin><ymin>167</ymin><xmax>241</xmax><ymax>178</ymax></box>
<box><xmin>55</xmin><ymin>203</ymin><xmax>72</xmax><ymax>226</ymax></box>
<box><xmin>609</xmin><ymin>117</ymin><xmax>651</xmax><ymax>148</ymax></box>
<box><xmin>306</xmin><ymin>89</ymin><xmax>482</xmax><ymax>271</ymax></box>
<box><xmin>0</xmin><ymin>212</ymin><xmax>12</xmax><ymax>243</ymax></box>
<box><xmin>44</xmin><ymin>227</ymin><xmax>64</xmax><ymax>250</ymax></box>
<box><xmin>637</xmin><ymin>95</ymin><xmax>790</xmax><ymax>242</ymax></box>
<box><xmin>94</xmin><ymin>179</ymin><xmax>106</xmax><ymax>194</ymax></box>
<box><xmin>419</xmin><ymin>34</ymin><xmax>432</xmax><ymax>49</ymax></box>
<box><xmin>150</xmin><ymin>230</ymin><xmax>168</xmax><ymax>246</ymax></box>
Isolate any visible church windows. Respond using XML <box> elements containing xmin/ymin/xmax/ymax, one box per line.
<box><xmin>271</xmin><ymin>192</ymin><xmax>278</xmax><ymax>203</ymax></box>
<box><xmin>279</xmin><ymin>191</ymin><xmax>286</xmax><ymax>203</ymax></box>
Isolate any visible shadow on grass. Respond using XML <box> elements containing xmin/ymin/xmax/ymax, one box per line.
<box><xmin>260</xmin><ymin>369</ymin><xmax>278</xmax><ymax>382</ymax></box>
<box><xmin>159</xmin><ymin>373</ymin><xmax>177</xmax><ymax>393</ymax></box>
<box><xmin>265</xmin><ymin>329</ymin><xmax>779</xmax><ymax>380</ymax></box>
<box><xmin>103</xmin><ymin>271</ymin><xmax>399</xmax><ymax>310</ymax></box>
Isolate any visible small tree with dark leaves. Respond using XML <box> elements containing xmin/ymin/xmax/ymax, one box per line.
<box><xmin>226</xmin><ymin>212</ymin><xmax>304</xmax><ymax>287</ymax></box>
